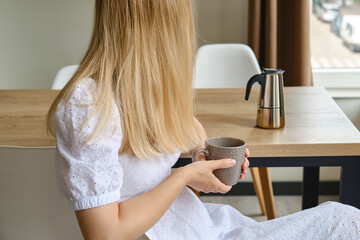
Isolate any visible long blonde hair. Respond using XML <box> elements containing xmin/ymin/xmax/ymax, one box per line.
<box><xmin>47</xmin><ymin>0</ymin><xmax>201</xmax><ymax>159</ymax></box>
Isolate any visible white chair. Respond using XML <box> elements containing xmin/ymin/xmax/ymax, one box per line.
<box><xmin>194</xmin><ymin>43</ymin><xmax>276</xmax><ymax>219</ymax></box>
<box><xmin>51</xmin><ymin>65</ymin><xmax>79</xmax><ymax>90</ymax></box>
<box><xmin>194</xmin><ymin>44</ymin><xmax>260</xmax><ymax>88</ymax></box>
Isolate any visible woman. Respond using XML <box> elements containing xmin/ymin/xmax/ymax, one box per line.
<box><xmin>47</xmin><ymin>1</ymin><xmax>360</xmax><ymax>239</ymax></box>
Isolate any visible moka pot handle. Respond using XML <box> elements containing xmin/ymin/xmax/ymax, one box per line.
<box><xmin>244</xmin><ymin>73</ymin><xmax>265</xmax><ymax>101</ymax></box>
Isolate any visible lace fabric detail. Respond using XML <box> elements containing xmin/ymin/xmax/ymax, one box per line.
<box><xmin>54</xmin><ymin>78</ymin><xmax>123</xmax><ymax>210</ymax></box>
<box><xmin>239</xmin><ymin>201</ymin><xmax>360</xmax><ymax>240</ymax></box>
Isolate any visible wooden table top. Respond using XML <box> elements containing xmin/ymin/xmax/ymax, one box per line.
<box><xmin>194</xmin><ymin>87</ymin><xmax>360</xmax><ymax>157</ymax></box>
<box><xmin>1</xmin><ymin>87</ymin><xmax>360</xmax><ymax>158</ymax></box>
<box><xmin>0</xmin><ymin>89</ymin><xmax>58</xmax><ymax>148</ymax></box>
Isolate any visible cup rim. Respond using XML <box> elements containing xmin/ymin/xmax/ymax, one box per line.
<box><xmin>205</xmin><ymin>137</ymin><xmax>246</xmax><ymax>149</ymax></box>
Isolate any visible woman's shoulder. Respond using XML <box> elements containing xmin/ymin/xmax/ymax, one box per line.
<box><xmin>67</xmin><ymin>78</ymin><xmax>97</xmax><ymax>105</ymax></box>
<box><xmin>55</xmin><ymin>78</ymin><xmax>97</xmax><ymax>120</ymax></box>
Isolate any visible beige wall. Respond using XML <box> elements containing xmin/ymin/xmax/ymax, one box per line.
<box><xmin>0</xmin><ymin>0</ymin><xmax>249</xmax><ymax>89</ymax></box>
<box><xmin>0</xmin><ymin>0</ymin><xmax>93</xmax><ymax>89</ymax></box>
<box><xmin>195</xmin><ymin>0</ymin><xmax>249</xmax><ymax>46</ymax></box>
<box><xmin>0</xmin><ymin>148</ymin><xmax>82</xmax><ymax>240</ymax></box>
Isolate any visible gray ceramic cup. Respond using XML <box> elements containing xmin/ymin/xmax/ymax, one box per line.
<box><xmin>192</xmin><ymin>137</ymin><xmax>246</xmax><ymax>186</ymax></box>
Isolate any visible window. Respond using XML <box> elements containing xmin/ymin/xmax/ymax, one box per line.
<box><xmin>311</xmin><ymin>0</ymin><xmax>360</xmax><ymax>91</ymax></box>
<box><xmin>311</xmin><ymin>0</ymin><xmax>360</xmax><ymax>69</ymax></box>
<box><xmin>311</xmin><ymin>0</ymin><xmax>360</xmax><ymax>132</ymax></box>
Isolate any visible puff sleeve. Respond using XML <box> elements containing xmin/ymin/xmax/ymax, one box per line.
<box><xmin>53</xmin><ymin>79</ymin><xmax>123</xmax><ymax>210</ymax></box>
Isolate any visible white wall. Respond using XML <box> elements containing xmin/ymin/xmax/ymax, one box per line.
<box><xmin>0</xmin><ymin>0</ymin><xmax>93</xmax><ymax>89</ymax></box>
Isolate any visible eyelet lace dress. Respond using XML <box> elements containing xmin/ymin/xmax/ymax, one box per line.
<box><xmin>54</xmin><ymin>78</ymin><xmax>360</xmax><ymax>240</ymax></box>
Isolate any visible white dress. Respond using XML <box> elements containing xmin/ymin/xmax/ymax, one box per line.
<box><xmin>54</xmin><ymin>78</ymin><xmax>360</xmax><ymax>240</ymax></box>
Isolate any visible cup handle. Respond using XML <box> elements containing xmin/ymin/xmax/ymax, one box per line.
<box><xmin>192</xmin><ymin>148</ymin><xmax>209</xmax><ymax>162</ymax></box>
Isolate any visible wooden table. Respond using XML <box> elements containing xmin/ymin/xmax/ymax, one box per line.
<box><xmin>0</xmin><ymin>90</ymin><xmax>58</xmax><ymax>147</ymax></box>
<box><xmin>1</xmin><ymin>87</ymin><xmax>360</xmax><ymax>209</ymax></box>
<box><xmin>181</xmin><ymin>87</ymin><xmax>360</xmax><ymax>210</ymax></box>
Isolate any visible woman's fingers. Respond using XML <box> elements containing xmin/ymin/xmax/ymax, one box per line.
<box><xmin>238</xmin><ymin>157</ymin><xmax>250</xmax><ymax>181</ymax></box>
<box><xmin>185</xmin><ymin>159</ymin><xmax>234</xmax><ymax>194</ymax></box>
<box><xmin>242</xmin><ymin>157</ymin><xmax>250</xmax><ymax>169</ymax></box>
<box><xmin>209</xmin><ymin>158</ymin><xmax>236</xmax><ymax>170</ymax></box>
<box><xmin>245</xmin><ymin>148</ymin><xmax>250</xmax><ymax>158</ymax></box>
<box><xmin>197</xmin><ymin>152</ymin><xmax>206</xmax><ymax>161</ymax></box>
<box><xmin>207</xmin><ymin>159</ymin><xmax>239</xmax><ymax>192</ymax></box>
<box><xmin>218</xmin><ymin>184</ymin><xmax>232</xmax><ymax>194</ymax></box>
<box><xmin>209</xmin><ymin>175</ymin><xmax>232</xmax><ymax>194</ymax></box>
<box><xmin>208</xmin><ymin>159</ymin><xmax>234</xmax><ymax>193</ymax></box>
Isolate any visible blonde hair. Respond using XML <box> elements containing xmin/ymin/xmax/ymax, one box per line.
<box><xmin>47</xmin><ymin>0</ymin><xmax>201</xmax><ymax>159</ymax></box>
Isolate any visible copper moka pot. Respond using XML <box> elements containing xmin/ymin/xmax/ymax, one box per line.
<box><xmin>245</xmin><ymin>68</ymin><xmax>285</xmax><ymax>129</ymax></box>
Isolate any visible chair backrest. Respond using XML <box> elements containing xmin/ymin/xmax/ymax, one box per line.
<box><xmin>194</xmin><ymin>44</ymin><xmax>261</xmax><ymax>88</ymax></box>
<box><xmin>51</xmin><ymin>65</ymin><xmax>79</xmax><ymax>90</ymax></box>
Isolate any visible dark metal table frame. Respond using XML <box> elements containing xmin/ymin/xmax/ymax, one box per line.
<box><xmin>174</xmin><ymin>156</ymin><xmax>360</xmax><ymax>210</ymax></box>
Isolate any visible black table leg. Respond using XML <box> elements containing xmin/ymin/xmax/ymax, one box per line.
<box><xmin>340</xmin><ymin>157</ymin><xmax>360</xmax><ymax>209</ymax></box>
<box><xmin>302</xmin><ymin>167</ymin><xmax>319</xmax><ymax>210</ymax></box>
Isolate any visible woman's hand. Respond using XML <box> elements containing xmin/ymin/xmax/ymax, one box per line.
<box><xmin>193</xmin><ymin>148</ymin><xmax>250</xmax><ymax>181</ymax></box>
<box><xmin>180</xmin><ymin>159</ymin><xmax>236</xmax><ymax>194</ymax></box>
<box><xmin>192</xmin><ymin>150</ymin><xmax>206</xmax><ymax>162</ymax></box>
<box><xmin>239</xmin><ymin>148</ymin><xmax>250</xmax><ymax>181</ymax></box>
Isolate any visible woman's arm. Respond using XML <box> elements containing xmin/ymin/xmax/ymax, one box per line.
<box><xmin>75</xmin><ymin>158</ymin><xmax>235</xmax><ymax>240</ymax></box>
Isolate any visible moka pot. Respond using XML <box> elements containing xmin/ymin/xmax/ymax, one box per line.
<box><xmin>245</xmin><ymin>68</ymin><xmax>285</xmax><ymax>129</ymax></box>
